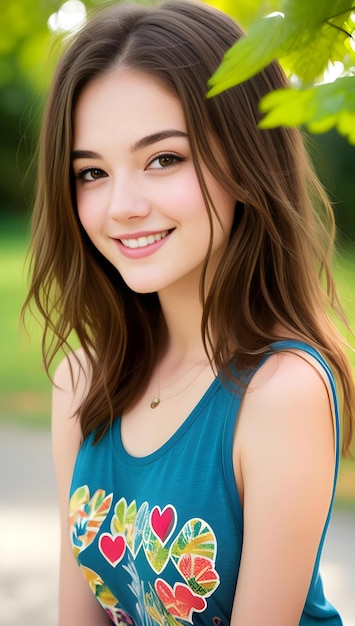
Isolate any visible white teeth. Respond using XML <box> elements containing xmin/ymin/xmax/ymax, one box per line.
<box><xmin>120</xmin><ymin>230</ymin><xmax>170</xmax><ymax>249</ymax></box>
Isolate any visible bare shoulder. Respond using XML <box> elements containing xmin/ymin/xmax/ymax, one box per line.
<box><xmin>242</xmin><ymin>349</ymin><xmax>333</xmax><ymax>428</ymax></box>
<box><xmin>52</xmin><ymin>347</ymin><xmax>93</xmax><ymax>473</ymax></box>
<box><xmin>248</xmin><ymin>348</ymin><xmax>330</xmax><ymax>394</ymax></box>
<box><xmin>52</xmin><ymin>347</ymin><xmax>93</xmax><ymax>420</ymax></box>
<box><xmin>53</xmin><ymin>347</ymin><xmax>92</xmax><ymax>400</ymax></box>
<box><xmin>235</xmin><ymin>349</ymin><xmax>335</xmax><ymax>504</ymax></box>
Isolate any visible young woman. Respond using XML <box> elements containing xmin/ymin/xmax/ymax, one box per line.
<box><xmin>24</xmin><ymin>1</ymin><xmax>354</xmax><ymax>624</ymax></box>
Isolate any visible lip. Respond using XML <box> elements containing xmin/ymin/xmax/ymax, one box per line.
<box><xmin>111</xmin><ymin>229</ymin><xmax>174</xmax><ymax>259</ymax></box>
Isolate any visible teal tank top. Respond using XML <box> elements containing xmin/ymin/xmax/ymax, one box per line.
<box><xmin>69</xmin><ymin>340</ymin><xmax>342</xmax><ymax>625</ymax></box>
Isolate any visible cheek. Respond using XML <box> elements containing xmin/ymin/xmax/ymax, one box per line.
<box><xmin>158</xmin><ymin>167</ymin><xmax>204</xmax><ymax>209</ymax></box>
<box><xmin>192</xmin><ymin>167</ymin><xmax>236</xmax><ymax>237</ymax></box>
<box><xmin>77</xmin><ymin>207</ymin><xmax>93</xmax><ymax>239</ymax></box>
<box><xmin>76</xmin><ymin>191</ymin><xmax>103</xmax><ymax>239</ymax></box>
<box><xmin>208</xmin><ymin>180</ymin><xmax>236</xmax><ymax>239</ymax></box>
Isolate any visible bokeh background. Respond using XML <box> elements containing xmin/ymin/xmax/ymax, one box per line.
<box><xmin>0</xmin><ymin>1</ymin><xmax>354</xmax><ymax>625</ymax></box>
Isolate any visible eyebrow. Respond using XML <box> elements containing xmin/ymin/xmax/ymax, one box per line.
<box><xmin>71</xmin><ymin>129</ymin><xmax>188</xmax><ymax>161</ymax></box>
<box><xmin>71</xmin><ymin>149</ymin><xmax>101</xmax><ymax>161</ymax></box>
<box><xmin>131</xmin><ymin>129</ymin><xmax>188</xmax><ymax>151</ymax></box>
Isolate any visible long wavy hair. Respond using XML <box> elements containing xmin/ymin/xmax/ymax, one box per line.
<box><xmin>24</xmin><ymin>0</ymin><xmax>354</xmax><ymax>453</ymax></box>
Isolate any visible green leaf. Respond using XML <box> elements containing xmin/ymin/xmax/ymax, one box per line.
<box><xmin>208</xmin><ymin>0</ymin><xmax>354</xmax><ymax>96</ymax></box>
<box><xmin>259</xmin><ymin>76</ymin><xmax>355</xmax><ymax>143</ymax></box>
<box><xmin>208</xmin><ymin>14</ymin><xmax>287</xmax><ymax>96</ymax></box>
<box><xmin>280</xmin><ymin>0</ymin><xmax>352</xmax><ymax>27</ymax></box>
<box><xmin>259</xmin><ymin>88</ymin><xmax>316</xmax><ymax>126</ymax></box>
<box><xmin>280</xmin><ymin>10</ymin><xmax>351</xmax><ymax>83</ymax></box>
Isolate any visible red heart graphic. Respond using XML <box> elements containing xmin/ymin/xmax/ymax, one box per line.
<box><xmin>99</xmin><ymin>533</ymin><xmax>126</xmax><ymax>567</ymax></box>
<box><xmin>155</xmin><ymin>579</ymin><xmax>206</xmax><ymax>621</ymax></box>
<box><xmin>150</xmin><ymin>505</ymin><xmax>176</xmax><ymax>543</ymax></box>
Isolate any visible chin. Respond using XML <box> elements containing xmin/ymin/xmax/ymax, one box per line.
<box><xmin>120</xmin><ymin>278</ymin><xmax>162</xmax><ymax>295</ymax></box>
<box><xmin>129</xmin><ymin>285</ymin><xmax>159</xmax><ymax>295</ymax></box>
<box><xmin>118</xmin><ymin>272</ymin><xmax>172</xmax><ymax>295</ymax></box>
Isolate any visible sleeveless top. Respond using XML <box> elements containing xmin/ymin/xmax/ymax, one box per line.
<box><xmin>69</xmin><ymin>340</ymin><xmax>342</xmax><ymax>625</ymax></box>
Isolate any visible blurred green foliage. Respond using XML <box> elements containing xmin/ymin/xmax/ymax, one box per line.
<box><xmin>209</xmin><ymin>0</ymin><xmax>355</xmax><ymax>144</ymax></box>
<box><xmin>0</xmin><ymin>0</ymin><xmax>60</xmax><ymax>215</ymax></box>
<box><xmin>203</xmin><ymin>0</ymin><xmax>280</xmax><ymax>26</ymax></box>
<box><xmin>0</xmin><ymin>0</ymin><xmax>355</xmax><ymax>241</ymax></box>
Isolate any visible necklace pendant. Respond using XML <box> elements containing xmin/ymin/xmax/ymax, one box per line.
<box><xmin>150</xmin><ymin>397</ymin><xmax>160</xmax><ymax>409</ymax></box>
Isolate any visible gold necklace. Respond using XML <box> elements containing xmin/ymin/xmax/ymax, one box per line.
<box><xmin>150</xmin><ymin>362</ymin><xmax>210</xmax><ymax>409</ymax></box>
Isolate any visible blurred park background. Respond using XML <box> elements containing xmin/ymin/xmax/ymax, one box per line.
<box><xmin>0</xmin><ymin>0</ymin><xmax>354</xmax><ymax>625</ymax></box>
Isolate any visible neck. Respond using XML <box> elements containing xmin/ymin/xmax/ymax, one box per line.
<box><xmin>158</xmin><ymin>280</ymin><xmax>208</xmax><ymax>364</ymax></box>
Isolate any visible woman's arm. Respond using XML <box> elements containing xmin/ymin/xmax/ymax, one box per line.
<box><xmin>231</xmin><ymin>352</ymin><xmax>335</xmax><ymax>625</ymax></box>
<box><xmin>52</xmin><ymin>350</ymin><xmax>111</xmax><ymax>626</ymax></box>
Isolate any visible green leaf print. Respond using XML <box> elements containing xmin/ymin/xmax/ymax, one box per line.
<box><xmin>111</xmin><ymin>497</ymin><xmax>128</xmax><ymax>535</ymax></box>
<box><xmin>132</xmin><ymin>502</ymin><xmax>149</xmax><ymax>557</ymax></box>
<box><xmin>69</xmin><ymin>486</ymin><xmax>113</xmax><ymax>559</ymax></box>
<box><xmin>170</xmin><ymin>519</ymin><xmax>217</xmax><ymax>566</ymax></box>
<box><xmin>110</xmin><ymin>498</ymin><xmax>149</xmax><ymax>557</ymax></box>
<box><xmin>143</xmin><ymin>527</ymin><xmax>170</xmax><ymax>574</ymax></box>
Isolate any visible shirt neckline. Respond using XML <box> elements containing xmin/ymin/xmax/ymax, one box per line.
<box><xmin>111</xmin><ymin>374</ymin><xmax>222</xmax><ymax>467</ymax></box>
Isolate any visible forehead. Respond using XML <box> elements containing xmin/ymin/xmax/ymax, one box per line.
<box><xmin>73</xmin><ymin>68</ymin><xmax>187</xmax><ymax>149</ymax></box>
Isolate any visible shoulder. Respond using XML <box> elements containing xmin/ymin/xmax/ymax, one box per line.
<box><xmin>53</xmin><ymin>347</ymin><xmax>92</xmax><ymax>414</ymax></box>
<box><xmin>53</xmin><ymin>346</ymin><xmax>92</xmax><ymax>392</ymax></box>
<box><xmin>240</xmin><ymin>349</ymin><xmax>334</xmax><ymax>442</ymax></box>
<box><xmin>248</xmin><ymin>348</ymin><xmax>332</xmax><ymax>406</ymax></box>
<box><xmin>52</xmin><ymin>348</ymin><xmax>93</xmax><ymax>456</ymax></box>
<box><xmin>235</xmin><ymin>350</ymin><xmax>335</xmax><ymax>502</ymax></box>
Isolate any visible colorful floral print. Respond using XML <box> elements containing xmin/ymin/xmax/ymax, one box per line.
<box><xmin>69</xmin><ymin>486</ymin><xmax>113</xmax><ymax>558</ymax></box>
<box><xmin>69</xmin><ymin>488</ymin><xmax>220</xmax><ymax>624</ymax></box>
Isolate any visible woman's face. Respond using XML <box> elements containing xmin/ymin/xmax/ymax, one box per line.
<box><xmin>72</xmin><ymin>68</ymin><xmax>236</xmax><ymax>295</ymax></box>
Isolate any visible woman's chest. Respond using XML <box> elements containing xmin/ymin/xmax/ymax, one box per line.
<box><xmin>69</xmin><ymin>426</ymin><xmax>243</xmax><ymax>625</ymax></box>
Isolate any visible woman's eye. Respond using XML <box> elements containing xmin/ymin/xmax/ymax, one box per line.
<box><xmin>76</xmin><ymin>168</ymin><xmax>107</xmax><ymax>182</ymax></box>
<box><xmin>148</xmin><ymin>153</ymin><xmax>185</xmax><ymax>170</ymax></box>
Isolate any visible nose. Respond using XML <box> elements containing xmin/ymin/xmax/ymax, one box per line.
<box><xmin>107</xmin><ymin>170</ymin><xmax>151</xmax><ymax>221</ymax></box>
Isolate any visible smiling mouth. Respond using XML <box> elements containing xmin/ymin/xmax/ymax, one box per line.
<box><xmin>119</xmin><ymin>230</ymin><xmax>172</xmax><ymax>249</ymax></box>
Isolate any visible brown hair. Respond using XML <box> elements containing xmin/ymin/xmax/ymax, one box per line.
<box><xmin>24</xmin><ymin>0</ymin><xmax>354</xmax><ymax>453</ymax></box>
